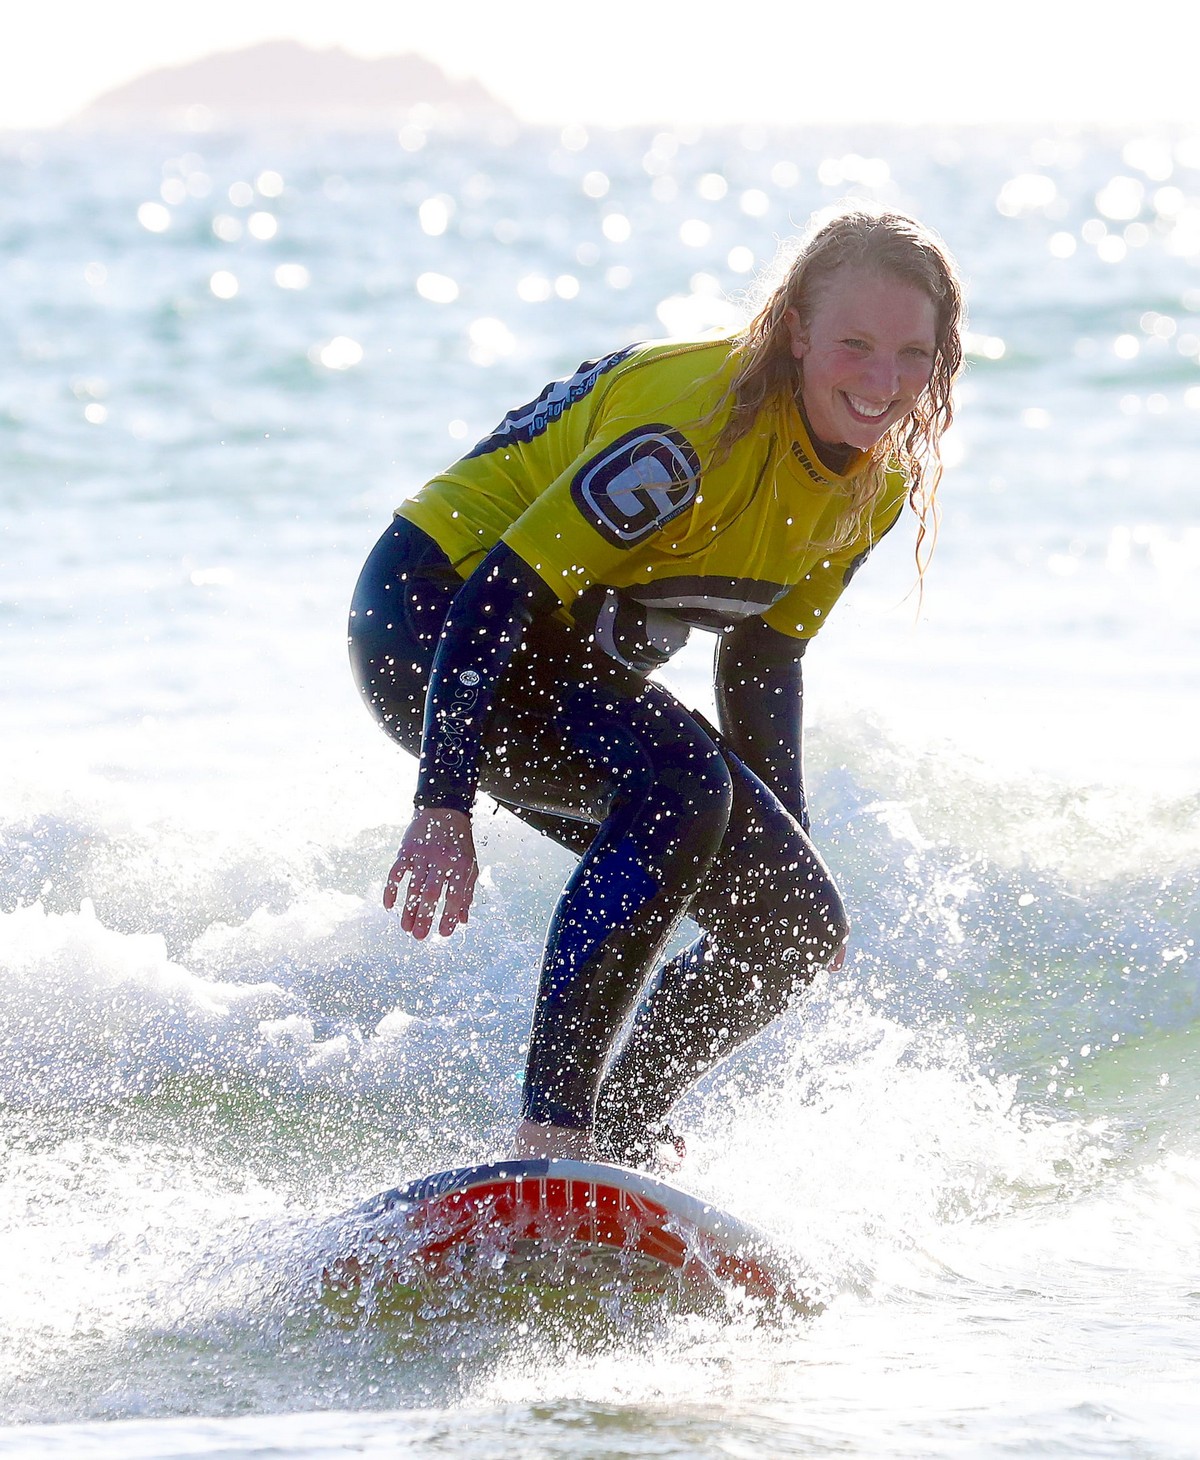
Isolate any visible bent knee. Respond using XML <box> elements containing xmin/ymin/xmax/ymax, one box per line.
<box><xmin>599</xmin><ymin>715</ymin><xmax>734</xmax><ymax>861</ymax></box>
<box><xmin>654</xmin><ymin>741</ymin><xmax>734</xmax><ymax>870</ymax></box>
<box><xmin>701</xmin><ymin>838</ymin><xmax>849</xmax><ymax>974</ymax></box>
<box><xmin>779</xmin><ymin>869</ymin><xmax>848</xmax><ymax>966</ymax></box>
<box><xmin>737</xmin><ymin>895</ymin><xmax>848</xmax><ymax>1016</ymax></box>
<box><xmin>677</xmin><ymin>741</ymin><xmax>734</xmax><ymax>831</ymax></box>
<box><xmin>754</xmin><ymin>891</ymin><xmax>848</xmax><ymax>981</ymax></box>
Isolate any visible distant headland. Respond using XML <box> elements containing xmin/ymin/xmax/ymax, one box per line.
<box><xmin>74</xmin><ymin>40</ymin><xmax>516</xmax><ymax>130</ymax></box>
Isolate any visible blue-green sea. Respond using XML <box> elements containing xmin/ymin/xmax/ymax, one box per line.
<box><xmin>2</xmin><ymin>118</ymin><xmax>1198</xmax><ymax>1458</ymax></box>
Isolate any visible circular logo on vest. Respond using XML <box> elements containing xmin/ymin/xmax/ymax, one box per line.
<box><xmin>458</xmin><ymin>670</ymin><xmax>481</xmax><ymax>687</ymax></box>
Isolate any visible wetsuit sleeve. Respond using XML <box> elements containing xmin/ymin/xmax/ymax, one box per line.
<box><xmin>415</xmin><ymin>543</ymin><xmax>558</xmax><ymax>813</ymax></box>
<box><xmin>714</xmin><ymin>617</ymin><xmax>809</xmax><ymax>831</ymax></box>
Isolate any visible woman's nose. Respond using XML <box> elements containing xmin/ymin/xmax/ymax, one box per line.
<box><xmin>863</xmin><ymin>353</ymin><xmax>901</xmax><ymax>397</ymax></box>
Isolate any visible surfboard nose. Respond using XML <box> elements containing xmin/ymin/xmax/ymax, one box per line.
<box><xmin>322</xmin><ymin>1158</ymin><xmax>817</xmax><ymax>1314</ymax></box>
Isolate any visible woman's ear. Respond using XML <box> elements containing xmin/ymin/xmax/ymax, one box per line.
<box><xmin>783</xmin><ymin>306</ymin><xmax>808</xmax><ymax>363</ymax></box>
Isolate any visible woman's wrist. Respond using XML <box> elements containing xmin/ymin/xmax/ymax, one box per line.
<box><xmin>412</xmin><ymin>798</ymin><xmax>473</xmax><ymax>818</ymax></box>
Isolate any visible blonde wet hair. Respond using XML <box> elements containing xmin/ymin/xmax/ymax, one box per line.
<box><xmin>718</xmin><ymin>203</ymin><xmax>965</xmax><ymax>573</ymax></box>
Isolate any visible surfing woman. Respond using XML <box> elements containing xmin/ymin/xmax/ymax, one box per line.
<box><xmin>349</xmin><ymin>204</ymin><xmax>964</xmax><ymax>1167</ymax></box>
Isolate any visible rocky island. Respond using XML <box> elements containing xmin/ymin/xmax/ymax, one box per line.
<box><xmin>75</xmin><ymin>39</ymin><xmax>515</xmax><ymax>130</ymax></box>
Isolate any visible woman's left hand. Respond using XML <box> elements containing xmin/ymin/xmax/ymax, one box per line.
<box><xmin>383</xmin><ymin>807</ymin><xmax>479</xmax><ymax>940</ymax></box>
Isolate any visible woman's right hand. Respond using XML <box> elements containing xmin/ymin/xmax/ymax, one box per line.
<box><xmin>383</xmin><ymin>807</ymin><xmax>479</xmax><ymax>940</ymax></box>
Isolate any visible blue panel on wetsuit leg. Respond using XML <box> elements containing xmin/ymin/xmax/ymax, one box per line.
<box><xmin>548</xmin><ymin>837</ymin><xmax>659</xmax><ymax>979</ymax></box>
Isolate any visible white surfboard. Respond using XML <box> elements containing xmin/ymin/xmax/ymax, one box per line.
<box><xmin>324</xmin><ymin>1158</ymin><xmax>813</xmax><ymax>1311</ymax></box>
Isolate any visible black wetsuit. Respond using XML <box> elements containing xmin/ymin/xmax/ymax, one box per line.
<box><xmin>349</xmin><ymin>517</ymin><xmax>848</xmax><ymax>1163</ymax></box>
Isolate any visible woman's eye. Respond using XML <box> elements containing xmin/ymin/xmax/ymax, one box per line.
<box><xmin>842</xmin><ymin>338</ymin><xmax>869</xmax><ymax>350</ymax></box>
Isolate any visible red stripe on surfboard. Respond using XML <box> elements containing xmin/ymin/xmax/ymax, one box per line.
<box><xmin>335</xmin><ymin>1172</ymin><xmax>788</xmax><ymax>1300</ymax></box>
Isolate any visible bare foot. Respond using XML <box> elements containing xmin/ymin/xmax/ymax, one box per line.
<box><xmin>510</xmin><ymin>1119</ymin><xmax>595</xmax><ymax>1161</ymax></box>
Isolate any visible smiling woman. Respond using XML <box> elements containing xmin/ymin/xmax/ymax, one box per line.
<box><xmin>785</xmin><ymin>273</ymin><xmax>937</xmax><ymax>451</ymax></box>
<box><xmin>713</xmin><ymin>206</ymin><xmax>963</xmax><ymax>574</ymax></box>
<box><xmin>347</xmin><ymin>202</ymin><xmax>965</xmax><ymax>1169</ymax></box>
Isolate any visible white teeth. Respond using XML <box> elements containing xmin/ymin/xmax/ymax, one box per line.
<box><xmin>847</xmin><ymin>395</ymin><xmax>890</xmax><ymax>418</ymax></box>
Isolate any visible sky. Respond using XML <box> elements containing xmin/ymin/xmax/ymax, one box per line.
<box><xmin>4</xmin><ymin>0</ymin><xmax>1197</xmax><ymax>132</ymax></box>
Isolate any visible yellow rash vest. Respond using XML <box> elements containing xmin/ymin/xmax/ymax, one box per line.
<box><xmin>396</xmin><ymin>337</ymin><xmax>909</xmax><ymax>642</ymax></box>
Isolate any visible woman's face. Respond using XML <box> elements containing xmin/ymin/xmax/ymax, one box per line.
<box><xmin>786</xmin><ymin>265</ymin><xmax>938</xmax><ymax>451</ymax></box>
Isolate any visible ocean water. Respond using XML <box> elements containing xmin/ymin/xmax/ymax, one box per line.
<box><xmin>2</xmin><ymin>118</ymin><xmax>1199</xmax><ymax>1458</ymax></box>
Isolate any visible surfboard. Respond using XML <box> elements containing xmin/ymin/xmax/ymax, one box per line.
<box><xmin>324</xmin><ymin>1158</ymin><xmax>812</xmax><ymax>1312</ymax></box>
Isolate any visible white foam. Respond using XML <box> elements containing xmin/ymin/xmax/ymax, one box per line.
<box><xmin>1</xmin><ymin>900</ymin><xmax>299</xmax><ymax>1104</ymax></box>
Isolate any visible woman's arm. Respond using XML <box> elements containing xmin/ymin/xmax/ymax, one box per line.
<box><xmin>414</xmin><ymin>543</ymin><xmax>558</xmax><ymax>811</ymax></box>
<box><xmin>714</xmin><ymin>617</ymin><xmax>810</xmax><ymax>831</ymax></box>
<box><xmin>385</xmin><ymin>542</ymin><xmax>558</xmax><ymax>937</ymax></box>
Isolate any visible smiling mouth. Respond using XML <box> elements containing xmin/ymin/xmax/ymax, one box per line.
<box><xmin>844</xmin><ymin>394</ymin><xmax>892</xmax><ymax>421</ymax></box>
